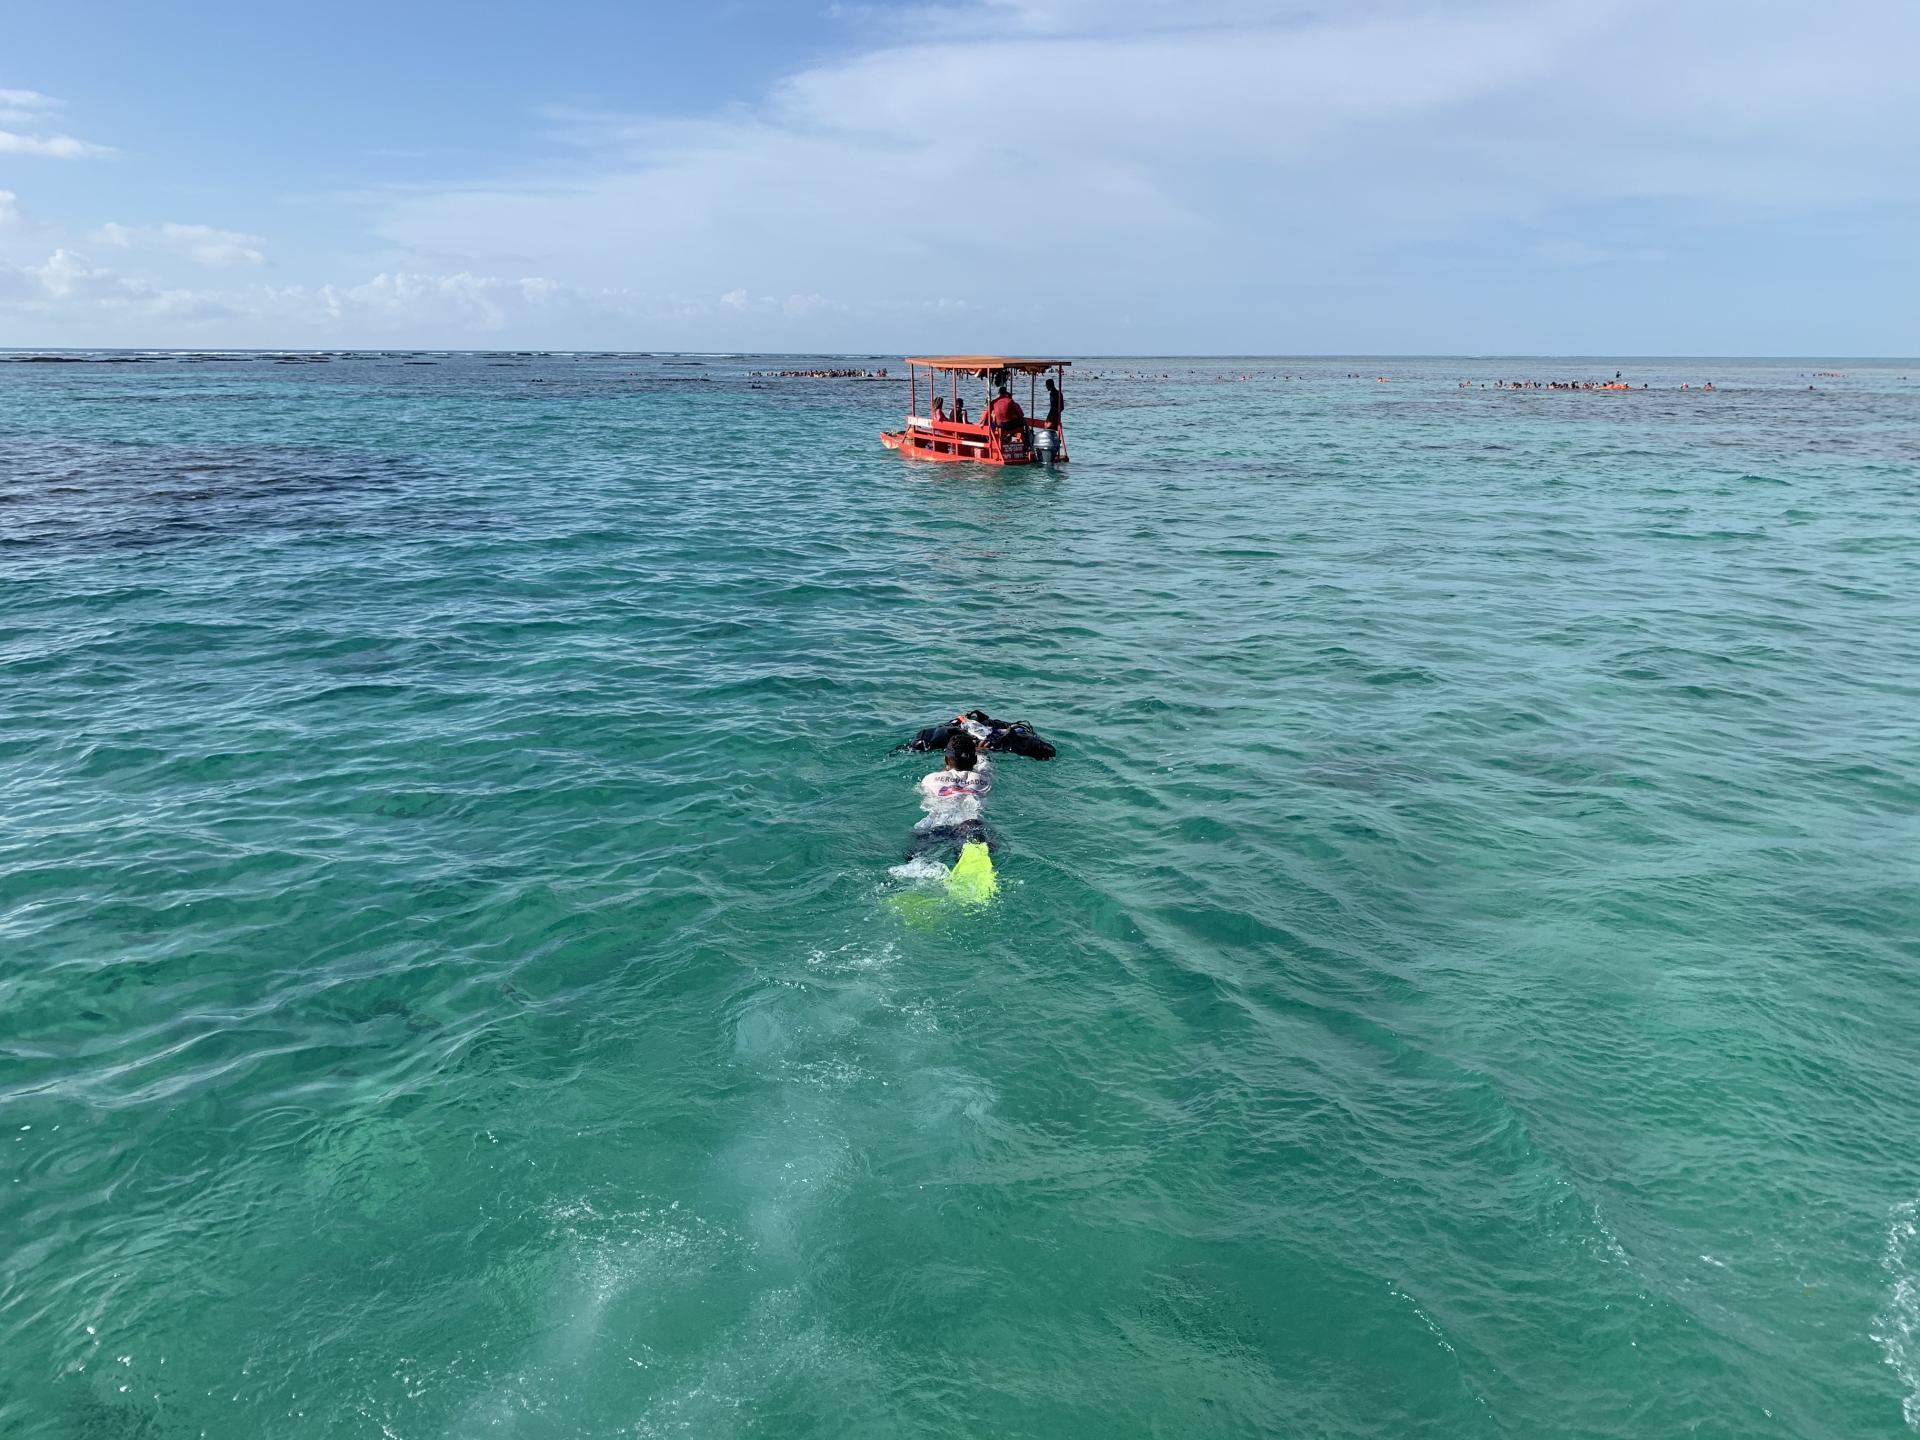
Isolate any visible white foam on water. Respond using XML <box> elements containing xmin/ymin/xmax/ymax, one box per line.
<box><xmin>730</xmin><ymin>1005</ymin><xmax>789</xmax><ymax>1062</ymax></box>
<box><xmin>447</xmin><ymin>1202</ymin><xmax>727</xmax><ymax>1438</ymax></box>
<box><xmin>887</xmin><ymin>855</ymin><xmax>949</xmax><ymax>884</ymax></box>
<box><xmin>624</xmin><ymin>1286</ymin><xmax>889</xmax><ymax>1440</ymax></box>
<box><xmin>686</xmin><ymin>916</ymin><xmax>993</xmax><ymax>1425</ymax></box>
<box><xmin>888</xmin><ymin>994</ymin><xmax>943</xmax><ymax>1036</ymax></box>
<box><xmin>789</xmin><ymin>1056</ymin><xmax>874</xmax><ymax>1090</ymax></box>
<box><xmin>1872</xmin><ymin>1197</ymin><xmax>1920</xmax><ymax>1430</ymax></box>
<box><xmin>804</xmin><ymin>938</ymin><xmax>899</xmax><ymax>973</ymax></box>
<box><xmin>908</xmin><ymin>1069</ymin><xmax>997</xmax><ymax>1133</ymax></box>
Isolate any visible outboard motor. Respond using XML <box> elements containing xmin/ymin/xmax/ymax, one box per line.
<box><xmin>1033</xmin><ymin>427</ymin><xmax>1057</xmax><ymax>465</ymax></box>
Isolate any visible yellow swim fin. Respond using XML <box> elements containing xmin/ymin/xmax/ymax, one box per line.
<box><xmin>946</xmin><ymin>841</ymin><xmax>998</xmax><ymax>904</ymax></box>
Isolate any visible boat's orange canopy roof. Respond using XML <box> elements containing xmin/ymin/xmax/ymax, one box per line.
<box><xmin>906</xmin><ymin>356</ymin><xmax>1072</xmax><ymax>375</ymax></box>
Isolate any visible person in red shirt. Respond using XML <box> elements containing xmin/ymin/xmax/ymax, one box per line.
<box><xmin>984</xmin><ymin>384</ymin><xmax>1026</xmax><ymax>444</ymax></box>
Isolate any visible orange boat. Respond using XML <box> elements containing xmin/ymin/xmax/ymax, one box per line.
<box><xmin>881</xmin><ymin>356</ymin><xmax>1070</xmax><ymax>466</ymax></box>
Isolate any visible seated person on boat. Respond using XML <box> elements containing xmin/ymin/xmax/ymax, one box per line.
<box><xmin>985</xmin><ymin>384</ymin><xmax>1026</xmax><ymax>439</ymax></box>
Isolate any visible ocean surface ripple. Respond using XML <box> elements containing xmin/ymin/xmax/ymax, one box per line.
<box><xmin>3</xmin><ymin>353</ymin><xmax>1918</xmax><ymax>1438</ymax></box>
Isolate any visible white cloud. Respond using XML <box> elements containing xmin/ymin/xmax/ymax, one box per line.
<box><xmin>712</xmin><ymin>287</ymin><xmax>842</xmax><ymax>319</ymax></box>
<box><xmin>305</xmin><ymin>271</ymin><xmax>566</xmax><ymax>330</ymax></box>
<box><xmin>0</xmin><ymin>247</ymin><xmax>230</xmax><ymax>319</ymax></box>
<box><xmin>6</xmin><ymin>4</ymin><xmax>1920</xmax><ymax>349</ymax></box>
<box><xmin>342</xmin><ymin>0</ymin><xmax>1920</xmax><ymax>350</ymax></box>
<box><xmin>95</xmin><ymin>221</ymin><xmax>267</xmax><ymax>266</ymax></box>
<box><xmin>0</xmin><ymin>252</ymin><xmax>560</xmax><ymax>333</ymax></box>
<box><xmin>0</xmin><ymin>130</ymin><xmax>115</xmax><ymax>159</ymax></box>
<box><xmin>0</xmin><ymin>86</ymin><xmax>115</xmax><ymax>157</ymax></box>
<box><xmin>0</xmin><ymin>243</ymin><xmax>718</xmax><ymax>341</ymax></box>
<box><xmin>0</xmin><ymin>205</ymin><xmax>269</xmax><ymax>332</ymax></box>
<box><xmin>0</xmin><ymin>87</ymin><xmax>61</xmax><ymax>122</ymax></box>
<box><xmin>26</xmin><ymin>249</ymin><xmax>106</xmax><ymax>300</ymax></box>
<box><xmin>28</xmin><ymin>248</ymin><xmax>155</xmax><ymax>303</ymax></box>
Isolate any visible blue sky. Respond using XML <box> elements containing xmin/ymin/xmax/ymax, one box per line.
<box><xmin>3</xmin><ymin>0</ymin><xmax>1916</xmax><ymax>352</ymax></box>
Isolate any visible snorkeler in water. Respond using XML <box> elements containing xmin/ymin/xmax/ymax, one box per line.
<box><xmin>888</xmin><ymin>711</ymin><xmax>1055</xmax><ymax>901</ymax></box>
<box><xmin>906</xmin><ymin>730</ymin><xmax>993</xmax><ymax>862</ymax></box>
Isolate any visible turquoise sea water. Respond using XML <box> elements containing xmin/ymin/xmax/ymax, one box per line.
<box><xmin>2</xmin><ymin>352</ymin><xmax>1917</xmax><ymax>1439</ymax></box>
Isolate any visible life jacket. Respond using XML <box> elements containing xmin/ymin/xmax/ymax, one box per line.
<box><xmin>906</xmin><ymin>710</ymin><xmax>1056</xmax><ymax>761</ymax></box>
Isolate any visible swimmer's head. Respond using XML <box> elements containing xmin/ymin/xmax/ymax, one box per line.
<box><xmin>944</xmin><ymin>733</ymin><xmax>979</xmax><ymax>771</ymax></box>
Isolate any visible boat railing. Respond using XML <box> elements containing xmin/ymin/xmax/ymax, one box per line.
<box><xmin>897</xmin><ymin>414</ymin><xmax>1062</xmax><ymax>459</ymax></box>
<box><xmin>917</xmin><ymin>418</ymin><xmax>1064</xmax><ymax>436</ymax></box>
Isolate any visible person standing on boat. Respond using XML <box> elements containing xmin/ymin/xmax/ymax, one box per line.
<box><xmin>1044</xmin><ymin>377</ymin><xmax>1064</xmax><ymax>430</ymax></box>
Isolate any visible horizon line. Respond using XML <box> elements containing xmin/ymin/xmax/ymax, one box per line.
<box><xmin>4</xmin><ymin>348</ymin><xmax>1917</xmax><ymax>362</ymax></box>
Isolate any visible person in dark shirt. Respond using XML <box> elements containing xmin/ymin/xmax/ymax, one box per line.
<box><xmin>1044</xmin><ymin>377</ymin><xmax>1064</xmax><ymax>427</ymax></box>
<box><xmin>951</xmin><ymin>395</ymin><xmax>968</xmax><ymax>424</ymax></box>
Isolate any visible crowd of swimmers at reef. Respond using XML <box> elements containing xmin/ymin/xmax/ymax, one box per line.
<box><xmin>751</xmin><ymin>366</ymin><xmax>889</xmax><ymax>379</ymax></box>
<box><xmin>1457</xmin><ymin>371</ymin><xmax>1717</xmax><ymax>391</ymax></box>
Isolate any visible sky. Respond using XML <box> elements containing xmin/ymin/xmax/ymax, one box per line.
<box><xmin>2</xmin><ymin>0</ymin><xmax>1917</xmax><ymax>353</ymax></box>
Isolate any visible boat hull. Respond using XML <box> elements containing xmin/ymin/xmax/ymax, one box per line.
<box><xmin>879</xmin><ymin>429</ymin><xmax>1065</xmax><ymax>466</ymax></box>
